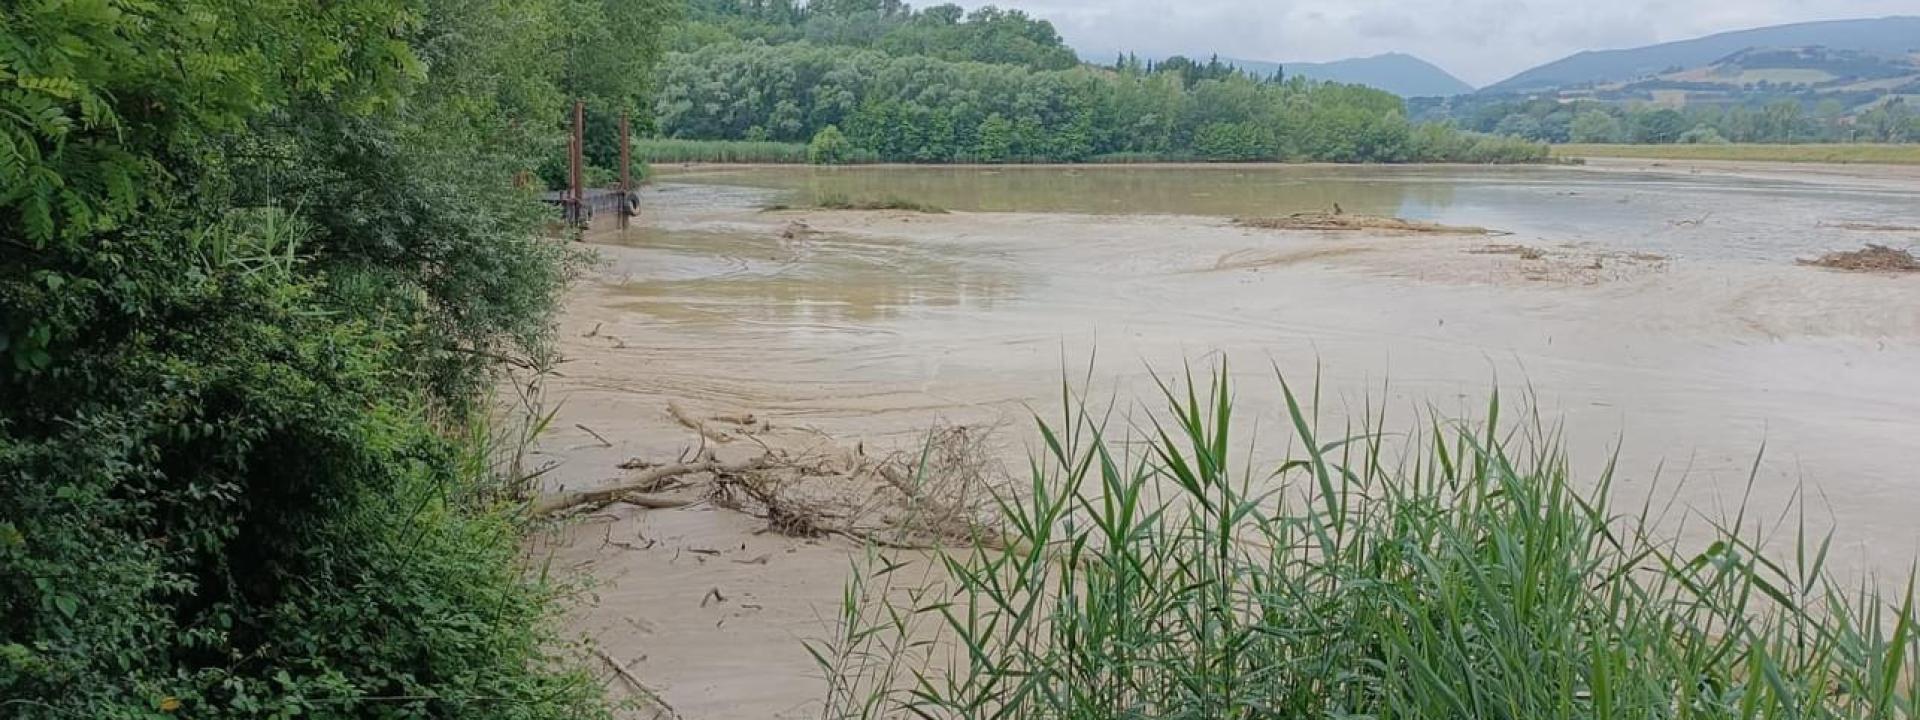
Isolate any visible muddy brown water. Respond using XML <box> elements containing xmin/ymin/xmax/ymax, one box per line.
<box><xmin>599</xmin><ymin>163</ymin><xmax>1920</xmax><ymax>568</ymax></box>
<box><xmin>548</xmin><ymin>162</ymin><xmax>1920</xmax><ymax>718</ymax></box>
<box><xmin>658</xmin><ymin>162</ymin><xmax>1920</xmax><ymax>262</ymax></box>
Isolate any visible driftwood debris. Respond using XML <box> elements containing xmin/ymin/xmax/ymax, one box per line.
<box><xmin>532</xmin><ymin>458</ymin><xmax>759</xmax><ymax>515</ymax></box>
<box><xmin>590</xmin><ymin>646</ymin><xmax>680</xmax><ymax>719</ymax></box>
<box><xmin>668</xmin><ymin>401</ymin><xmax>735</xmax><ymax>444</ymax></box>
<box><xmin>1234</xmin><ymin>213</ymin><xmax>1496</xmax><ymax>235</ymax></box>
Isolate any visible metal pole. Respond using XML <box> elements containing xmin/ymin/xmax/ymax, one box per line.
<box><xmin>570</xmin><ymin>99</ymin><xmax>585</xmax><ymax>226</ymax></box>
<box><xmin>619</xmin><ymin>112</ymin><xmax>631</xmax><ymax>231</ymax></box>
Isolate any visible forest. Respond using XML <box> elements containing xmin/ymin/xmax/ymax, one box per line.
<box><xmin>1419</xmin><ymin>94</ymin><xmax>1920</xmax><ymax>145</ymax></box>
<box><xmin>0</xmin><ymin>0</ymin><xmax>670</xmax><ymax>716</ymax></box>
<box><xmin>652</xmin><ymin>0</ymin><xmax>1547</xmax><ymax>163</ymax></box>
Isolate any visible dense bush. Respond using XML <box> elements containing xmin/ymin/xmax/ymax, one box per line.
<box><xmin>0</xmin><ymin>0</ymin><xmax>670</xmax><ymax>715</ymax></box>
<box><xmin>809</xmin><ymin>125</ymin><xmax>856</xmax><ymax>164</ymax></box>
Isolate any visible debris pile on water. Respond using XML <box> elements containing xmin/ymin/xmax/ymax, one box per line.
<box><xmin>1235</xmin><ymin>212</ymin><xmax>1494</xmax><ymax>235</ymax></box>
<box><xmin>1470</xmin><ymin>243</ymin><xmax>1546</xmax><ymax>260</ymax></box>
<box><xmin>1797</xmin><ymin>244</ymin><xmax>1920</xmax><ymax>273</ymax></box>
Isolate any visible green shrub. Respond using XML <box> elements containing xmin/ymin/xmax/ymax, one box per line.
<box><xmin>810</xmin><ymin>125</ymin><xmax>855</xmax><ymax>165</ymax></box>
<box><xmin>815</xmin><ymin>367</ymin><xmax>1920</xmax><ymax>719</ymax></box>
<box><xmin>0</xmin><ymin>213</ymin><xmax>603</xmax><ymax>718</ymax></box>
<box><xmin>1</xmin><ymin>0</ymin><xmax>671</xmax><ymax>715</ymax></box>
<box><xmin>1680</xmin><ymin>124</ymin><xmax>1733</xmax><ymax>145</ymax></box>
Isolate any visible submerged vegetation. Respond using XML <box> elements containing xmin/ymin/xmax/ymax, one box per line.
<box><xmin>0</xmin><ymin>0</ymin><xmax>670</xmax><ymax>715</ymax></box>
<box><xmin>816</xmin><ymin>369</ymin><xmax>1920</xmax><ymax>718</ymax></box>
<box><xmin>813</xmin><ymin>194</ymin><xmax>950</xmax><ymax>213</ymax></box>
<box><xmin>652</xmin><ymin>2</ymin><xmax>1547</xmax><ymax>165</ymax></box>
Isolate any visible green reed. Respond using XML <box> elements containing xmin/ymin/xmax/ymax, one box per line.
<box><xmin>812</xmin><ymin>364</ymin><xmax>1919</xmax><ymax>719</ymax></box>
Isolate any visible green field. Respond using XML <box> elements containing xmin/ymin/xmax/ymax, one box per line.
<box><xmin>1554</xmin><ymin>143</ymin><xmax>1920</xmax><ymax>164</ymax></box>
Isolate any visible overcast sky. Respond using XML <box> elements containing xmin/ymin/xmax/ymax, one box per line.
<box><xmin>961</xmin><ymin>1</ymin><xmax>1920</xmax><ymax>86</ymax></box>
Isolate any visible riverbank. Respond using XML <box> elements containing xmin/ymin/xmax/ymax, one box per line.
<box><xmin>535</xmin><ymin>160</ymin><xmax>1920</xmax><ymax>718</ymax></box>
<box><xmin>1555</xmin><ymin>142</ymin><xmax>1920</xmax><ymax>165</ymax></box>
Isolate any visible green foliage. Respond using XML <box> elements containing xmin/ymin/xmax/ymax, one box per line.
<box><xmin>1630</xmin><ymin>108</ymin><xmax>1689</xmax><ymax>144</ymax></box>
<box><xmin>817</xmin><ymin>367</ymin><xmax>1920</xmax><ymax>719</ymax></box>
<box><xmin>1406</xmin><ymin>124</ymin><xmax>1551</xmax><ymax>163</ymax></box>
<box><xmin>809</xmin><ymin>125</ymin><xmax>855</xmax><ymax>164</ymax></box>
<box><xmin>0</xmin><ymin>0</ymin><xmax>417</xmax><ymax>249</ymax></box>
<box><xmin>674</xmin><ymin>0</ymin><xmax>1077</xmax><ymax>70</ymax></box>
<box><xmin>1431</xmin><ymin>93</ymin><xmax>1919</xmax><ymax>145</ymax></box>
<box><xmin>1570</xmin><ymin>109</ymin><xmax>1626</xmax><ymax>143</ymax></box>
<box><xmin>1193</xmin><ymin>122</ymin><xmax>1278</xmax><ymax>161</ymax></box>
<box><xmin>655</xmin><ymin>43</ymin><xmax>1540</xmax><ymax>164</ymax></box>
<box><xmin>1679</xmin><ymin>123</ymin><xmax>1732</xmax><ymax>144</ymax></box>
<box><xmin>1</xmin><ymin>0</ymin><xmax>671</xmax><ymax>714</ymax></box>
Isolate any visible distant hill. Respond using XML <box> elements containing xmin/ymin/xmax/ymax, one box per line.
<box><xmin>1484</xmin><ymin>16</ymin><xmax>1920</xmax><ymax>94</ymax></box>
<box><xmin>1223</xmin><ymin>53</ymin><xmax>1475</xmax><ymax>97</ymax></box>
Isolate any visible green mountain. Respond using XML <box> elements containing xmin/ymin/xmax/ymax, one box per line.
<box><xmin>1483</xmin><ymin>16</ymin><xmax>1920</xmax><ymax>94</ymax></box>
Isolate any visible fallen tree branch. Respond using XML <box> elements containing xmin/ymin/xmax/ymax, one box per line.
<box><xmin>532</xmin><ymin>459</ymin><xmax>737</xmax><ymax>515</ymax></box>
<box><xmin>590</xmin><ymin>647</ymin><xmax>680</xmax><ymax>719</ymax></box>
<box><xmin>668</xmin><ymin>401</ymin><xmax>734</xmax><ymax>444</ymax></box>
<box><xmin>574</xmin><ymin>423</ymin><xmax>613</xmax><ymax>447</ymax></box>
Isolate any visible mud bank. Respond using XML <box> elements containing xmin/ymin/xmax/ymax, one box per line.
<box><xmin>534</xmin><ymin>162</ymin><xmax>1920</xmax><ymax>718</ymax></box>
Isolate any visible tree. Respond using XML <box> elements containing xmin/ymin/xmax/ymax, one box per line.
<box><xmin>1493</xmin><ymin>113</ymin><xmax>1544</xmax><ymax>140</ymax></box>
<box><xmin>1860</xmin><ymin>100</ymin><xmax>1916</xmax><ymax>143</ymax></box>
<box><xmin>1760</xmin><ymin>100</ymin><xmax>1806</xmax><ymax>143</ymax></box>
<box><xmin>1630</xmin><ymin>108</ymin><xmax>1688</xmax><ymax>144</ymax></box>
<box><xmin>976</xmin><ymin>113</ymin><xmax>1015</xmax><ymax>161</ymax></box>
<box><xmin>1570</xmin><ymin>110</ymin><xmax>1625</xmax><ymax>143</ymax></box>
<box><xmin>1678</xmin><ymin>124</ymin><xmax>1730</xmax><ymax>144</ymax></box>
<box><xmin>809</xmin><ymin>124</ymin><xmax>854</xmax><ymax>163</ymax></box>
<box><xmin>2</xmin><ymin>0</ymin><xmax>672</xmax><ymax>714</ymax></box>
<box><xmin>652</xmin><ymin>40</ymin><xmax>1542</xmax><ymax>165</ymax></box>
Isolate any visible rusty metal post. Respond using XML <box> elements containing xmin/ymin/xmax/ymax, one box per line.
<box><xmin>618</xmin><ymin>111</ymin><xmax>632</xmax><ymax>231</ymax></box>
<box><xmin>569</xmin><ymin>99</ymin><xmax>585</xmax><ymax>226</ymax></box>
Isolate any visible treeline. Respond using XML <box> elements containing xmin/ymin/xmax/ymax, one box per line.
<box><xmin>654</xmin><ymin>42</ymin><xmax>1547</xmax><ymax>163</ymax></box>
<box><xmin>673</xmin><ymin>0</ymin><xmax>1078</xmax><ymax>70</ymax></box>
<box><xmin>2</xmin><ymin>0</ymin><xmax>669</xmax><ymax>716</ymax></box>
<box><xmin>1422</xmin><ymin>95</ymin><xmax>1920</xmax><ymax>144</ymax></box>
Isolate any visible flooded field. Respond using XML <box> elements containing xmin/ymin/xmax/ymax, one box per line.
<box><xmin>660</xmin><ymin>161</ymin><xmax>1920</xmax><ymax>261</ymax></box>
<box><xmin>541</xmin><ymin>161</ymin><xmax>1920</xmax><ymax>719</ymax></box>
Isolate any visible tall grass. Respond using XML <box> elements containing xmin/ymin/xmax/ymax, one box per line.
<box><xmin>634</xmin><ymin>138</ymin><xmax>883</xmax><ymax>164</ymax></box>
<box><xmin>634</xmin><ymin>138</ymin><xmax>812</xmax><ymax>164</ymax></box>
<box><xmin>1555</xmin><ymin>143</ymin><xmax>1920</xmax><ymax>165</ymax></box>
<box><xmin>813</xmin><ymin>366</ymin><xmax>1919</xmax><ymax>719</ymax></box>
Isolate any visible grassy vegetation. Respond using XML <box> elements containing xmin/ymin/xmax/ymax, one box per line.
<box><xmin>640</xmin><ymin>136</ymin><xmax>1552</xmax><ymax>167</ymax></box>
<box><xmin>633</xmin><ymin>138</ymin><xmax>890</xmax><ymax>165</ymax></box>
<box><xmin>814</xmin><ymin>367</ymin><xmax>1920</xmax><ymax>719</ymax></box>
<box><xmin>635</xmin><ymin>138</ymin><xmax>812</xmax><ymax>164</ymax></box>
<box><xmin>1555</xmin><ymin>143</ymin><xmax>1920</xmax><ymax>165</ymax></box>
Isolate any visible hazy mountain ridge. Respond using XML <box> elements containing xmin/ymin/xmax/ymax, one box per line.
<box><xmin>1229</xmin><ymin>53</ymin><xmax>1476</xmax><ymax>97</ymax></box>
<box><xmin>1101</xmin><ymin>51</ymin><xmax>1475</xmax><ymax>97</ymax></box>
<box><xmin>1484</xmin><ymin>16</ymin><xmax>1920</xmax><ymax>94</ymax></box>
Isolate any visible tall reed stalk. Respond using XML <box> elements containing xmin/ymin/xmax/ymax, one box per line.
<box><xmin>813</xmin><ymin>365</ymin><xmax>1918</xmax><ymax>719</ymax></box>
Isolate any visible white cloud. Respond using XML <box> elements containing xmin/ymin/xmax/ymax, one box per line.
<box><xmin>958</xmin><ymin>0</ymin><xmax>1920</xmax><ymax>86</ymax></box>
